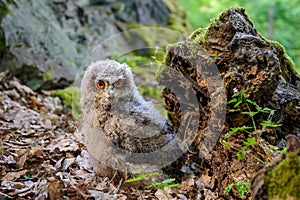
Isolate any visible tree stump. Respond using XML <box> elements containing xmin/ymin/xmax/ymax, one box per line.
<box><xmin>160</xmin><ymin>8</ymin><xmax>300</xmax><ymax>199</ymax></box>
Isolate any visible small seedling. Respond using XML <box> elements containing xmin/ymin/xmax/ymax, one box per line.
<box><xmin>236</xmin><ymin>137</ymin><xmax>256</xmax><ymax>160</ymax></box>
<box><xmin>224</xmin><ymin>89</ymin><xmax>282</xmax><ymax>162</ymax></box>
<box><xmin>125</xmin><ymin>171</ymin><xmax>181</xmax><ymax>199</ymax></box>
<box><xmin>224</xmin><ymin>180</ymin><xmax>251</xmax><ymax>198</ymax></box>
<box><xmin>228</xmin><ymin>90</ymin><xmax>281</xmax><ymax>132</ymax></box>
<box><xmin>23</xmin><ymin>172</ymin><xmax>31</xmax><ymax>179</ymax></box>
<box><xmin>225</xmin><ymin>126</ymin><xmax>253</xmax><ymax>138</ymax></box>
<box><xmin>146</xmin><ymin>178</ymin><xmax>181</xmax><ymax>190</ymax></box>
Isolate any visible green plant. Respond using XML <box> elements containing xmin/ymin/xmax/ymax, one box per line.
<box><xmin>23</xmin><ymin>172</ymin><xmax>31</xmax><ymax>179</ymax></box>
<box><xmin>228</xmin><ymin>90</ymin><xmax>281</xmax><ymax>131</ymax></box>
<box><xmin>110</xmin><ymin>55</ymin><xmax>145</xmax><ymax>71</ymax></box>
<box><xmin>222</xmin><ymin>89</ymin><xmax>282</xmax><ymax>162</ymax></box>
<box><xmin>225</xmin><ymin>126</ymin><xmax>253</xmax><ymax>138</ymax></box>
<box><xmin>224</xmin><ymin>180</ymin><xmax>251</xmax><ymax>198</ymax></box>
<box><xmin>146</xmin><ymin>178</ymin><xmax>181</xmax><ymax>190</ymax></box>
<box><xmin>236</xmin><ymin>137</ymin><xmax>256</xmax><ymax>160</ymax></box>
<box><xmin>125</xmin><ymin>171</ymin><xmax>181</xmax><ymax>199</ymax></box>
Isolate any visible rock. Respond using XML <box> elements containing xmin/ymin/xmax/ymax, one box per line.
<box><xmin>76</xmin><ymin>0</ymin><xmax>118</xmax><ymax>7</ymax></box>
<box><xmin>0</xmin><ymin>0</ymin><xmax>78</xmax><ymax>90</ymax></box>
<box><xmin>114</xmin><ymin>0</ymin><xmax>170</xmax><ymax>26</ymax></box>
<box><xmin>0</xmin><ymin>0</ymin><xmax>191</xmax><ymax>90</ymax></box>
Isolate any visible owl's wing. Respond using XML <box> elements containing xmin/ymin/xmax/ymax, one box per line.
<box><xmin>129</xmin><ymin>109</ymin><xmax>174</xmax><ymax>136</ymax></box>
<box><xmin>114</xmin><ymin>108</ymin><xmax>177</xmax><ymax>153</ymax></box>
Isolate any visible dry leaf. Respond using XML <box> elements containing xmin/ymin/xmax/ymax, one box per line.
<box><xmin>4</xmin><ymin>169</ymin><xmax>28</xmax><ymax>181</ymax></box>
<box><xmin>16</xmin><ymin>152</ymin><xmax>28</xmax><ymax>169</ymax></box>
<box><xmin>47</xmin><ymin>178</ymin><xmax>63</xmax><ymax>200</ymax></box>
<box><xmin>62</xmin><ymin>158</ymin><xmax>76</xmax><ymax>171</ymax></box>
<box><xmin>9</xmin><ymin>78</ymin><xmax>36</xmax><ymax>96</ymax></box>
<box><xmin>47</xmin><ymin>137</ymin><xmax>80</xmax><ymax>153</ymax></box>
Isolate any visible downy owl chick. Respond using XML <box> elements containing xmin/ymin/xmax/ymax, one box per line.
<box><xmin>80</xmin><ymin>59</ymin><xmax>180</xmax><ymax>178</ymax></box>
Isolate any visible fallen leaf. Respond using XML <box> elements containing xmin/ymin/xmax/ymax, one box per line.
<box><xmin>62</xmin><ymin>158</ymin><xmax>76</xmax><ymax>171</ymax></box>
<box><xmin>47</xmin><ymin>178</ymin><xmax>64</xmax><ymax>200</ymax></box>
<box><xmin>155</xmin><ymin>189</ymin><xmax>172</xmax><ymax>200</ymax></box>
<box><xmin>1</xmin><ymin>155</ymin><xmax>16</xmax><ymax>165</ymax></box>
<box><xmin>47</xmin><ymin>137</ymin><xmax>80</xmax><ymax>153</ymax></box>
<box><xmin>4</xmin><ymin>170</ymin><xmax>28</xmax><ymax>181</ymax></box>
<box><xmin>54</xmin><ymin>157</ymin><xmax>64</xmax><ymax>170</ymax></box>
<box><xmin>16</xmin><ymin>152</ymin><xmax>28</xmax><ymax>168</ymax></box>
<box><xmin>9</xmin><ymin>78</ymin><xmax>36</xmax><ymax>96</ymax></box>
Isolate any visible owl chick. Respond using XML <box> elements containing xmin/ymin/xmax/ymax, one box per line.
<box><xmin>80</xmin><ymin>59</ymin><xmax>180</xmax><ymax>178</ymax></box>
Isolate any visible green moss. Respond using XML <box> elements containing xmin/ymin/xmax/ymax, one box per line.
<box><xmin>259</xmin><ymin>33</ymin><xmax>299</xmax><ymax>80</ymax></box>
<box><xmin>0</xmin><ymin>1</ymin><xmax>10</xmax><ymax>22</ymax></box>
<box><xmin>189</xmin><ymin>27</ymin><xmax>208</xmax><ymax>44</ymax></box>
<box><xmin>51</xmin><ymin>86</ymin><xmax>74</xmax><ymax>107</ymax></box>
<box><xmin>266</xmin><ymin>153</ymin><xmax>300</xmax><ymax>199</ymax></box>
<box><xmin>138</xmin><ymin>85</ymin><xmax>162</xmax><ymax>100</ymax></box>
<box><xmin>37</xmin><ymin>70</ymin><xmax>52</xmax><ymax>81</ymax></box>
<box><xmin>51</xmin><ymin>86</ymin><xmax>82</xmax><ymax>118</ymax></box>
<box><xmin>44</xmin><ymin>70</ymin><xmax>51</xmax><ymax>80</ymax></box>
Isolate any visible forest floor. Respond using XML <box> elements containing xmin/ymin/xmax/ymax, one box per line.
<box><xmin>0</xmin><ymin>71</ymin><xmax>268</xmax><ymax>200</ymax></box>
<box><xmin>0</xmin><ymin>71</ymin><xmax>201</xmax><ymax>199</ymax></box>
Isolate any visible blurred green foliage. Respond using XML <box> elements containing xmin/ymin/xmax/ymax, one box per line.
<box><xmin>51</xmin><ymin>86</ymin><xmax>82</xmax><ymax>119</ymax></box>
<box><xmin>110</xmin><ymin>51</ymin><xmax>165</xmax><ymax>101</ymax></box>
<box><xmin>178</xmin><ymin>0</ymin><xmax>300</xmax><ymax>73</ymax></box>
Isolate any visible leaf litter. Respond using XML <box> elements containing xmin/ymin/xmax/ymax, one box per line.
<box><xmin>0</xmin><ymin>71</ymin><xmax>130</xmax><ymax>199</ymax></box>
<box><xmin>0</xmin><ymin>70</ymin><xmax>268</xmax><ymax>199</ymax></box>
<box><xmin>0</xmin><ymin>70</ymin><xmax>211</xmax><ymax>199</ymax></box>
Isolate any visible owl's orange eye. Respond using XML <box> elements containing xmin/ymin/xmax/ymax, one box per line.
<box><xmin>96</xmin><ymin>80</ymin><xmax>105</xmax><ymax>89</ymax></box>
<box><xmin>114</xmin><ymin>80</ymin><xmax>123</xmax><ymax>88</ymax></box>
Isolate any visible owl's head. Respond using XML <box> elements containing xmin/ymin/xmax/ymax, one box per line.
<box><xmin>80</xmin><ymin>60</ymin><xmax>137</xmax><ymax>108</ymax></box>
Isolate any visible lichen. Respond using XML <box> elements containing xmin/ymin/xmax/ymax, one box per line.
<box><xmin>266</xmin><ymin>153</ymin><xmax>300</xmax><ymax>199</ymax></box>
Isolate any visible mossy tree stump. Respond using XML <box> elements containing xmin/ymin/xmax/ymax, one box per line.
<box><xmin>160</xmin><ymin>8</ymin><xmax>300</xmax><ymax>199</ymax></box>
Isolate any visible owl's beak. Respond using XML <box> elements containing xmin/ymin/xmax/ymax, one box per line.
<box><xmin>108</xmin><ymin>90</ymin><xmax>114</xmax><ymax>99</ymax></box>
